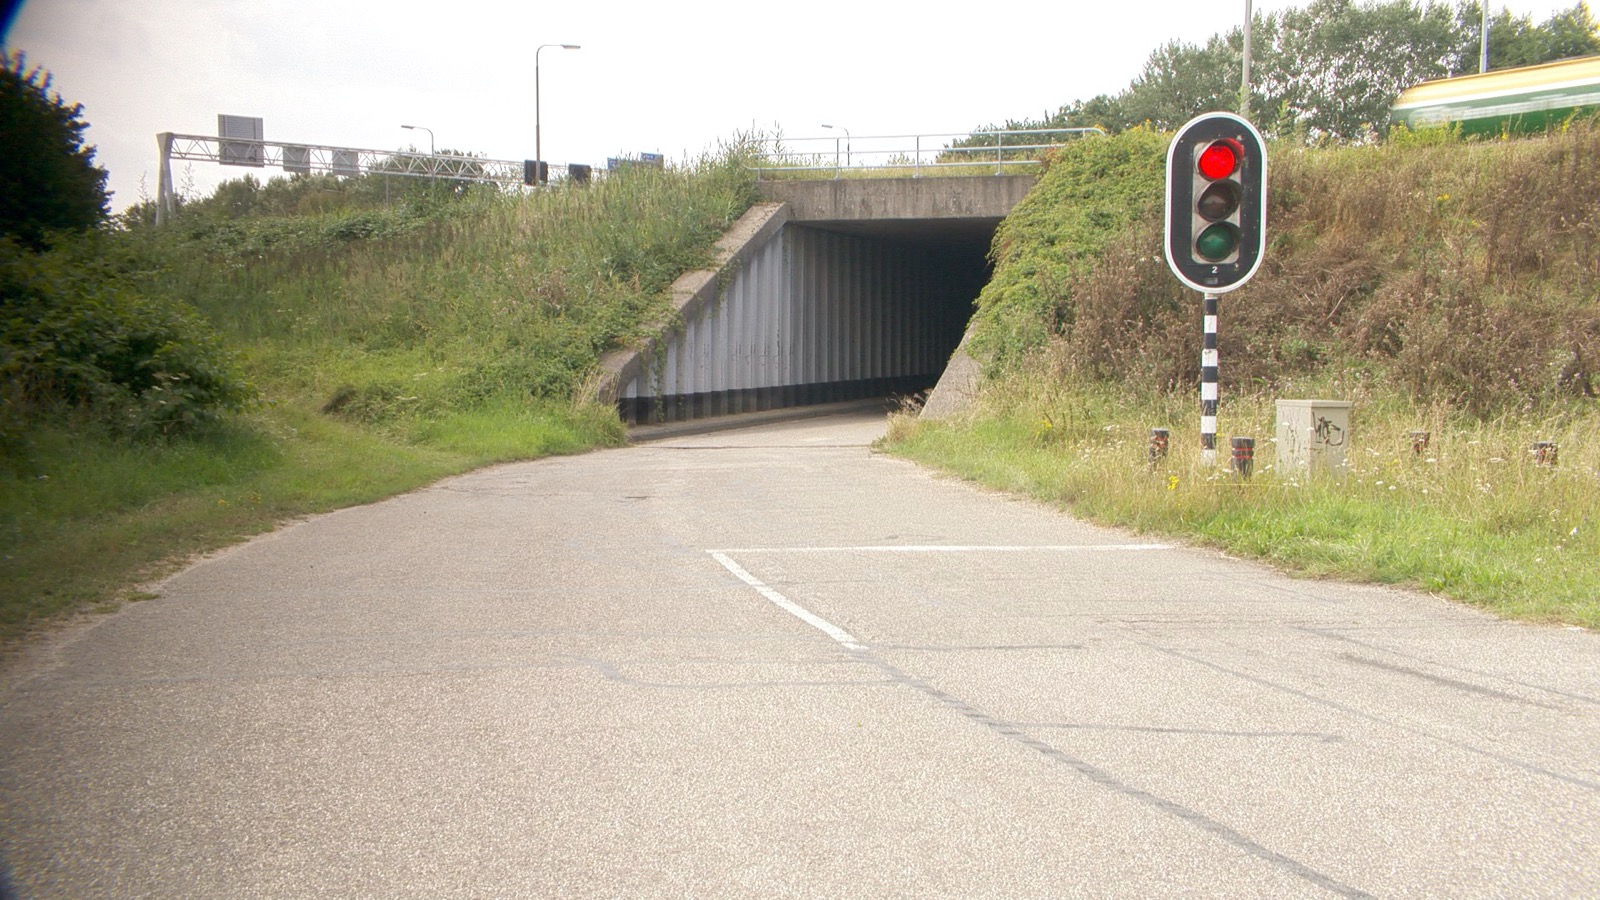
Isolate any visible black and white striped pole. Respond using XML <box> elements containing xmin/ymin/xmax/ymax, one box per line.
<box><xmin>1201</xmin><ymin>292</ymin><xmax>1220</xmax><ymax>463</ymax></box>
<box><xmin>1163</xmin><ymin>112</ymin><xmax>1267</xmax><ymax>464</ymax></box>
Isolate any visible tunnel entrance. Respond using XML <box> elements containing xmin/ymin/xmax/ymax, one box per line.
<box><xmin>797</xmin><ymin>215</ymin><xmax>996</xmax><ymax>390</ymax></box>
<box><xmin>776</xmin><ymin>217</ymin><xmax>993</xmax><ymax>403</ymax></box>
<box><xmin>605</xmin><ymin>180</ymin><xmax>1031</xmax><ymax>426</ymax></box>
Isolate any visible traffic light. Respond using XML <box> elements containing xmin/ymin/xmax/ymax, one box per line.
<box><xmin>1164</xmin><ymin>112</ymin><xmax>1266</xmax><ymax>294</ymax></box>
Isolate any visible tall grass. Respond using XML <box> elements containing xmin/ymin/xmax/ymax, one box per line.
<box><xmin>888</xmin><ymin>371</ymin><xmax>1600</xmax><ymax>627</ymax></box>
<box><xmin>892</xmin><ymin>125</ymin><xmax>1600</xmax><ymax>628</ymax></box>
<box><xmin>2</xmin><ymin>146</ymin><xmax>760</xmax><ymax>640</ymax></box>
<box><xmin>970</xmin><ymin>126</ymin><xmax>1600</xmax><ymax>412</ymax></box>
<box><xmin>141</xmin><ymin>152</ymin><xmax>759</xmax><ymax>426</ymax></box>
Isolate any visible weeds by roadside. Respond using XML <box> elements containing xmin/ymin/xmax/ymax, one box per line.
<box><xmin>903</xmin><ymin>125</ymin><xmax>1600</xmax><ymax>629</ymax></box>
<box><xmin>885</xmin><ymin>372</ymin><xmax>1600</xmax><ymax>627</ymax></box>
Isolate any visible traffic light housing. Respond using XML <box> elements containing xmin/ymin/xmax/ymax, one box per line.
<box><xmin>1164</xmin><ymin>113</ymin><xmax>1266</xmax><ymax>294</ymax></box>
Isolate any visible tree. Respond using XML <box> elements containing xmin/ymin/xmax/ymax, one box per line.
<box><xmin>1532</xmin><ymin>3</ymin><xmax>1600</xmax><ymax>61</ymax></box>
<box><xmin>1464</xmin><ymin>6</ymin><xmax>1552</xmax><ymax>70</ymax></box>
<box><xmin>1454</xmin><ymin>3</ymin><xmax>1600</xmax><ymax>71</ymax></box>
<box><xmin>0</xmin><ymin>52</ymin><xmax>110</xmax><ymax>247</ymax></box>
<box><xmin>981</xmin><ymin>1</ymin><xmax>1600</xmax><ymax>146</ymax></box>
<box><xmin>1066</xmin><ymin>94</ymin><xmax>1136</xmax><ymax>132</ymax></box>
<box><xmin>1261</xmin><ymin>0</ymin><xmax>1463</xmax><ymax>140</ymax></box>
<box><xmin>1120</xmin><ymin>33</ymin><xmax>1249</xmax><ymax>131</ymax></box>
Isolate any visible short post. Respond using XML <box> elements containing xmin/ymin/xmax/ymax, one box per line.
<box><xmin>1409</xmin><ymin>430</ymin><xmax>1431</xmax><ymax>457</ymax></box>
<box><xmin>1231</xmin><ymin>436</ymin><xmax>1255</xmax><ymax>478</ymax></box>
<box><xmin>1533</xmin><ymin>441</ymin><xmax>1559</xmax><ymax>467</ymax></box>
<box><xmin>1149</xmin><ymin>428</ymin><xmax>1170</xmax><ymax>465</ymax></box>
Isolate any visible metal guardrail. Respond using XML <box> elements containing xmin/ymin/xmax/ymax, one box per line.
<box><xmin>150</xmin><ymin>127</ymin><xmax>1105</xmax><ymax>223</ymax></box>
<box><xmin>748</xmin><ymin>128</ymin><xmax>1105</xmax><ymax>178</ymax></box>
<box><xmin>158</xmin><ymin>133</ymin><xmax>538</xmax><ymax>184</ymax></box>
<box><xmin>153</xmin><ymin>132</ymin><xmax>581</xmax><ymax>224</ymax></box>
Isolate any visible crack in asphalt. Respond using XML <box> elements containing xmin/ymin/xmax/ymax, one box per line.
<box><xmin>849</xmin><ymin>648</ymin><xmax>1378</xmax><ymax>899</ymax></box>
<box><xmin>1152</xmin><ymin>643</ymin><xmax>1600</xmax><ymax>794</ymax></box>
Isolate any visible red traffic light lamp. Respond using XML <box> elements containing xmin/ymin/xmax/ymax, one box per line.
<box><xmin>1164</xmin><ymin>113</ymin><xmax>1266</xmax><ymax>294</ymax></box>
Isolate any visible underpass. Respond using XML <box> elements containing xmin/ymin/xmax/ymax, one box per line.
<box><xmin>600</xmin><ymin>175</ymin><xmax>1034</xmax><ymax>424</ymax></box>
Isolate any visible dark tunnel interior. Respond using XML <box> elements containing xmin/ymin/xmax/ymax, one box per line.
<box><xmin>800</xmin><ymin>216</ymin><xmax>997</xmax><ymax>397</ymax></box>
<box><xmin>618</xmin><ymin>215</ymin><xmax>1000</xmax><ymax>425</ymax></box>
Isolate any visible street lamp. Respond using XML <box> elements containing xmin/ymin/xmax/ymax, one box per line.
<box><xmin>1480</xmin><ymin>1</ymin><xmax>1491</xmax><ymax>73</ymax></box>
<box><xmin>536</xmin><ymin>43</ymin><xmax>581</xmax><ymax>184</ymax></box>
<box><xmin>401</xmin><ymin>124</ymin><xmax>434</xmax><ymax>154</ymax></box>
<box><xmin>821</xmin><ymin>123</ymin><xmax>851</xmax><ymax>169</ymax></box>
<box><xmin>1240</xmin><ymin>1</ymin><xmax>1252</xmax><ymax>117</ymax></box>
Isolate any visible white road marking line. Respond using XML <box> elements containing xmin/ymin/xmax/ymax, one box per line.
<box><xmin>710</xmin><ymin>543</ymin><xmax>1174</xmax><ymax>554</ymax></box>
<box><xmin>710</xmin><ymin>551</ymin><xmax>866</xmax><ymax>651</ymax></box>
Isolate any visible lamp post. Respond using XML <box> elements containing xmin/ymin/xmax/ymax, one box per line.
<box><xmin>536</xmin><ymin>43</ymin><xmax>581</xmax><ymax>184</ymax></box>
<box><xmin>821</xmin><ymin>123</ymin><xmax>851</xmax><ymax>169</ymax></box>
<box><xmin>1480</xmin><ymin>1</ymin><xmax>1491</xmax><ymax>73</ymax></box>
<box><xmin>1240</xmin><ymin>0</ymin><xmax>1252</xmax><ymax>117</ymax></box>
<box><xmin>401</xmin><ymin>124</ymin><xmax>434</xmax><ymax>154</ymax></box>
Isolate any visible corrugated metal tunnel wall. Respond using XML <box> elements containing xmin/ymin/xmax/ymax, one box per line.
<box><xmin>616</xmin><ymin>222</ymin><xmax>985</xmax><ymax>423</ymax></box>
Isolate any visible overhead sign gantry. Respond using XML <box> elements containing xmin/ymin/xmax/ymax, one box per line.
<box><xmin>154</xmin><ymin>115</ymin><xmax>564</xmax><ymax>224</ymax></box>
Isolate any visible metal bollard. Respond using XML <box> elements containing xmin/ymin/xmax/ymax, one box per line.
<box><xmin>1533</xmin><ymin>441</ymin><xmax>1559</xmax><ymax>467</ymax></box>
<box><xmin>1149</xmin><ymin>428</ymin><xmax>1170</xmax><ymax>465</ymax></box>
<box><xmin>1231</xmin><ymin>436</ymin><xmax>1254</xmax><ymax>479</ymax></box>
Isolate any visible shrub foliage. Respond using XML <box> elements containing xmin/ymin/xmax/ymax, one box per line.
<box><xmin>971</xmin><ymin>125</ymin><xmax>1600</xmax><ymax>416</ymax></box>
<box><xmin>1</xmin><ymin>55</ymin><xmax>252</xmax><ymax>444</ymax></box>
<box><xmin>145</xmin><ymin>149</ymin><xmax>762</xmax><ymax>426</ymax></box>
<box><xmin>1</xmin><ymin>237</ymin><xmax>252</xmax><ymax>438</ymax></box>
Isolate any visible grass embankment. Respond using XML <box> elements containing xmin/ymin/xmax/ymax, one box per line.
<box><xmin>2</xmin><ymin>153</ymin><xmax>759</xmax><ymax>640</ymax></box>
<box><xmin>886</xmin><ymin>126</ymin><xmax>1600</xmax><ymax>628</ymax></box>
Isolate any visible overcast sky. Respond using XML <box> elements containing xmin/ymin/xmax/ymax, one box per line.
<box><xmin>4</xmin><ymin>1</ymin><xmax>1585</xmax><ymax>211</ymax></box>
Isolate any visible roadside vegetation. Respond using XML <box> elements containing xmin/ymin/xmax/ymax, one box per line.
<box><xmin>886</xmin><ymin>123</ymin><xmax>1600</xmax><ymax>628</ymax></box>
<box><xmin>1</xmin><ymin>49</ymin><xmax>761</xmax><ymax>640</ymax></box>
<box><xmin>8</xmin><ymin>2</ymin><xmax>1600</xmax><ymax>640</ymax></box>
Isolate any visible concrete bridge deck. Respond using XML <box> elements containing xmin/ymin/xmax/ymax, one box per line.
<box><xmin>758</xmin><ymin>174</ymin><xmax>1036</xmax><ymax>234</ymax></box>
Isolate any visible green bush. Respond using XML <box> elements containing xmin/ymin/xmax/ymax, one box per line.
<box><xmin>970</xmin><ymin>123</ymin><xmax>1600</xmax><ymax>416</ymax></box>
<box><xmin>1</xmin><ymin>236</ymin><xmax>253</xmax><ymax>438</ymax></box>
<box><xmin>968</xmin><ymin>128</ymin><xmax>1170</xmax><ymax>372</ymax></box>
<box><xmin>153</xmin><ymin>147</ymin><xmax>760</xmax><ymax>428</ymax></box>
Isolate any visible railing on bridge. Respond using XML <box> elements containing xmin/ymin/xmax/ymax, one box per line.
<box><xmin>749</xmin><ymin>128</ymin><xmax>1105</xmax><ymax>179</ymax></box>
<box><xmin>153</xmin><ymin>132</ymin><xmax>585</xmax><ymax>224</ymax></box>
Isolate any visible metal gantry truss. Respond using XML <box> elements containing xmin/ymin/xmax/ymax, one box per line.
<box><xmin>155</xmin><ymin>132</ymin><xmax>561</xmax><ymax>223</ymax></box>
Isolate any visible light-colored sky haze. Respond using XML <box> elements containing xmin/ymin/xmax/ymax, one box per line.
<box><xmin>5</xmin><ymin>1</ymin><xmax>1582</xmax><ymax>210</ymax></box>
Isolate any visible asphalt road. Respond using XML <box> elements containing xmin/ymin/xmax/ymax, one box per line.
<box><xmin>2</xmin><ymin>411</ymin><xmax>1597</xmax><ymax>898</ymax></box>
